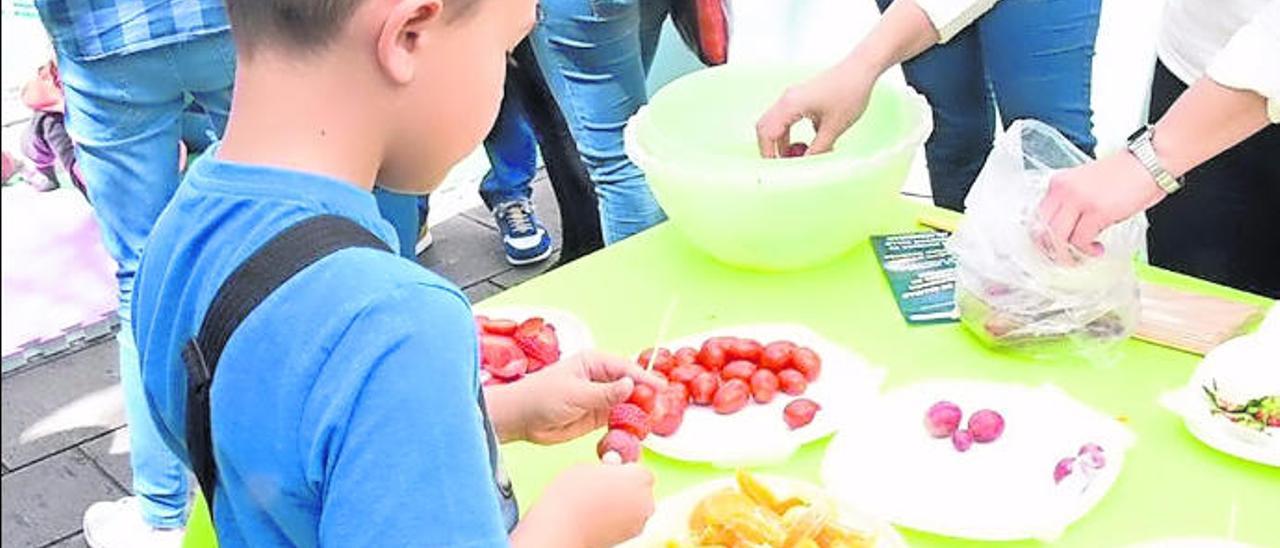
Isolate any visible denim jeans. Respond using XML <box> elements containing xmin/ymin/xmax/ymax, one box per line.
<box><xmin>57</xmin><ymin>32</ymin><xmax>236</xmax><ymax>528</ymax></box>
<box><xmin>875</xmin><ymin>0</ymin><xmax>1100</xmax><ymax>212</ymax></box>
<box><xmin>532</xmin><ymin>0</ymin><xmax>671</xmax><ymax>244</ymax></box>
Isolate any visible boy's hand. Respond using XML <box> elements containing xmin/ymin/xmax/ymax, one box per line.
<box><xmin>756</xmin><ymin>63</ymin><xmax>877</xmax><ymax>158</ymax></box>
<box><xmin>513</xmin><ymin>463</ymin><xmax>655</xmax><ymax>548</ymax></box>
<box><xmin>489</xmin><ymin>351</ymin><xmax>666</xmax><ymax>445</ymax></box>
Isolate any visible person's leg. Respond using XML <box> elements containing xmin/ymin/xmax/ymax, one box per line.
<box><xmin>875</xmin><ymin>0</ymin><xmax>994</xmax><ymax>212</ymax></box>
<box><xmin>1144</xmin><ymin>61</ymin><xmax>1280</xmax><ymax>298</ymax></box>
<box><xmin>60</xmin><ymin>32</ymin><xmax>235</xmax><ymax>532</ymax></box>
<box><xmin>978</xmin><ymin>0</ymin><xmax>1101</xmax><ymax>157</ymax></box>
<box><xmin>482</xmin><ymin>75</ymin><xmax>554</xmax><ymax>265</ymax></box>
<box><xmin>373</xmin><ymin>188</ymin><xmax>422</xmax><ymax>259</ymax></box>
<box><xmin>532</xmin><ymin>0</ymin><xmax>666</xmax><ymax>244</ymax></box>
<box><xmin>509</xmin><ymin>39</ymin><xmax>604</xmax><ymax>263</ymax></box>
<box><xmin>479</xmin><ymin>89</ymin><xmax>538</xmax><ymax>208</ymax></box>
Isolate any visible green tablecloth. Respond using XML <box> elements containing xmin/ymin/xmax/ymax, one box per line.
<box><xmin>187</xmin><ymin>205</ymin><xmax>1278</xmax><ymax>547</ymax></box>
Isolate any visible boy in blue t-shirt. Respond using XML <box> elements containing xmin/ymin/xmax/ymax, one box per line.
<box><xmin>131</xmin><ymin>0</ymin><xmax>662</xmax><ymax>546</ymax></box>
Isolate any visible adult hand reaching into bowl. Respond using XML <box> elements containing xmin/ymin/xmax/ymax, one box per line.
<box><xmin>756</xmin><ymin>0</ymin><xmax>945</xmax><ymax>158</ymax></box>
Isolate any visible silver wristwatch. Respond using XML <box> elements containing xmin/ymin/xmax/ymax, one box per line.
<box><xmin>1126</xmin><ymin>125</ymin><xmax>1182</xmax><ymax>194</ymax></box>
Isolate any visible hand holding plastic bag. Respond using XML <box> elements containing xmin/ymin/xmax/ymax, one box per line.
<box><xmin>948</xmin><ymin>120</ymin><xmax>1148</xmax><ymax>358</ymax></box>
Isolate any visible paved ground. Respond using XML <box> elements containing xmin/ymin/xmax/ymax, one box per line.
<box><xmin>0</xmin><ymin>174</ymin><xmax>565</xmax><ymax>548</ymax></box>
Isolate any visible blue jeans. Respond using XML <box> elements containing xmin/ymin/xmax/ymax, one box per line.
<box><xmin>876</xmin><ymin>0</ymin><xmax>1100</xmax><ymax>211</ymax></box>
<box><xmin>392</xmin><ymin>92</ymin><xmax>543</xmax><ymax>259</ymax></box>
<box><xmin>57</xmin><ymin>32</ymin><xmax>236</xmax><ymax>528</ymax></box>
<box><xmin>532</xmin><ymin>0</ymin><xmax>670</xmax><ymax>244</ymax></box>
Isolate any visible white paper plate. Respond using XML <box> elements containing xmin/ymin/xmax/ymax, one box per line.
<box><xmin>472</xmin><ymin>306</ymin><xmax>594</xmax><ymax>381</ymax></box>
<box><xmin>619</xmin><ymin>475</ymin><xmax>908</xmax><ymax>548</ymax></box>
<box><xmin>642</xmin><ymin>324</ymin><xmax>885</xmax><ymax>467</ymax></box>
<box><xmin>1160</xmin><ymin>335</ymin><xmax>1280</xmax><ymax>468</ymax></box>
<box><xmin>822</xmin><ymin>380</ymin><xmax>1134</xmax><ymax>542</ymax></box>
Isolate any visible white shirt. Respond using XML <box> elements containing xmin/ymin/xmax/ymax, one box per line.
<box><xmin>1159</xmin><ymin>0</ymin><xmax>1280</xmax><ymax>123</ymax></box>
<box><xmin>915</xmin><ymin>0</ymin><xmax>1279</xmax><ymax>123</ymax></box>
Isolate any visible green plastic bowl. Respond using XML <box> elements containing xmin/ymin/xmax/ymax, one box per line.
<box><xmin>626</xmin><ymin>65</ymin><xmax>931</xmax><ymax>271</ymax></box>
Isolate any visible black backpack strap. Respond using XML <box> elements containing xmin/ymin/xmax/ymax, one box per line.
<box><xmin>183</xmin><ymin>215</ymin><xmax>390</xmax><ymax>509</ymax></box>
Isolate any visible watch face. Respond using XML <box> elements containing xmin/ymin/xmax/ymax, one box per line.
<box><xmin>1127</xmin><ymin>125</ymin><xmax>1150</xmax><ymax>143</ymax></box>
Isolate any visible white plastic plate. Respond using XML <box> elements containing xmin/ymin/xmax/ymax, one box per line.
<box><xmin>1160</xmin><ymin>334</ymin><xmax>1280</xmax><ymax>468</ymax></box>
<box><xmin>641</xmin><ymin>324</ymin><xmax>884</xmax><ymax>467</ymax></box>
<box><xmin>822</xmin><ymin>380</ymin><xmax>1134</xmax><ymax>542</ymax></box>
<box><xmin>619</xmin><ymin>474</ymin><xmax>908</xmax><ymax>548</ymax></box>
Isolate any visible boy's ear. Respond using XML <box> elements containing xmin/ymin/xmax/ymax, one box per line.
<box><xmin>376</xmin><ymin>0</ymin><xmax>444</xmax><ymax>84</ymax></box>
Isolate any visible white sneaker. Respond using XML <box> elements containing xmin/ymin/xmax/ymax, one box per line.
<box><xmin>83</xmin><ymin>497</ymin><xmax>186</xmax><ymax>548</ymax></box>
<box><xmin>415</xmin><ymin>223</ymin><xmax>434</xmax><ymax>255</ymax></box>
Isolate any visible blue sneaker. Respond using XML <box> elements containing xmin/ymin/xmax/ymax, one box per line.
<box><xmin>493</xmin><ymin>199</ymin><xmax>553</xmax><ymax>266</ymax></box>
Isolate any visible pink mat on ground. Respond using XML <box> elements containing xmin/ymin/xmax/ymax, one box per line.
<box><xmin>1</xmin><ymin>185</ymin><xmax>118</xmax><ymax>357</ymax></box>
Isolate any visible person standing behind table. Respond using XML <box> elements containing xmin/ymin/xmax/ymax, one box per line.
<box><xmin>1037</xmin><ymin>1</ymin><xmax>1279</xmax><ymax>298</ymax></box>
<box><xmin>530</xmin><ymin>0</ymin><xmax>676</xmax><ymax>244</ymax></box>
<box><xmin>757</xmin><ymin>0</ymin><xmax>1101</xmax><ymax>213</ymax></box>
<box><xmin>31</xmin><ymin>1</ymin><xmax>236</xmax><ymax>546</ymax></box>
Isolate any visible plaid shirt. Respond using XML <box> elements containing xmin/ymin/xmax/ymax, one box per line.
<box><xmin>36</xmin><ymin>0</ymin><xmax>229</xmax><ymax>61</ymax></box>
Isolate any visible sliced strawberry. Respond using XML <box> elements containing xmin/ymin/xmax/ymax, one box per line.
<box><xmin>514</xmin><ymin>317</ymin><xmax>561</xmax><ymax>364</ymax></box>
<box><xmin>480</xmin><ymin>334</ymin><xmax>527</xmax><ymax>379</ymax></box>
<box><xmin>609</xmin><ymin>403</ymin><xmax>651</xmax><ymax>439</ymax></box>
<box><xmin>482</xmin><ymin>318</ymin><xmax>518</xmax><ymax>336</ymax></box>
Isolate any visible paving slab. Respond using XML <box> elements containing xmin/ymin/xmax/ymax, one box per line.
<box><xmin>44</xmin><ymin>533</ymin><xmax>89</xmax><ymax>548</ymax></box>
<box><xmin>490</xmin><ymin>251</ymin><xmax>562</xmax><ymax>290</ymax></box>
<box><xmin>1</xmin><ymin>450</ymin><xmax>124</xmax><ymax>548</ymax></box>
<box><xmin>1</xmin><ymin>341</ymin><xmax>123</xmax><ymax>469</ymax></box>
<box><xmin>417</xmin><ymin>216</ymin><xmax>511</xmax><ymax>289</ymax></box>
<box><xmin>463</xmin><ymin>281</ymin><xmax>506</xmax><ymax>304</ymax></box>
<box><xmin>78</xmin><ymin>429</ymin><xmax>131</xmax><ymax>492</ymax></box>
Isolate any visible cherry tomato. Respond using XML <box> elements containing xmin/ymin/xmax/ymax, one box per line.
<box><xmin>728</xmin><ymin>338</ymin><xmax>764</xmax><ymax>362</ymax></box>
<box><xmin>669</xmin><ymin>363</ymin><xmax>706</xmax><ymax>386</ymax></box>
<box><xmin>720</xmin><ymin>360</ymin><xmax>757</xmax><ymax>382</ymax></box>
<box><xmin>750</xmin><ymin>369</ymin><xmax>779</xmax><ymax>404</ymax></box>
<box><xmin>674</xmin><ymin>347</ymin><xmax>699</xmax><ymax>367</ymax></box>
<box><xmin>791</xmin><ymin>347</ymin><xmax>822</xmax><ymax>382</ymax></box>
<box><xmin>760</xmin><ymin>341</ymin><xmax>796</xmax><ymax>371</ymax></box>
<box><xmin>778</xmin><ymin>369</ymin><xmax>808</xmax><ymax>396</ymax></box>
<box><xmin>636</xmin><ymin>347</ymin><xmax>675</xmax><ymax>374</ymax></box>
<box><xmin>689</xmin><ymin>372</ymin><xmax>719</xmax><ymax>406</ymax></box>
<box><xmin>713</xmin><ymin>379</ymin><xmax>751</xmax><ymax>414</ymax></box>
<box><xmin>697</xmin><ymin>340</ymin><xmax>728</xmax><ymax>370</ymax></box>
<box><xmin>784</xmin><ymin>399</ymin><xmax>822</xmax><ymax>429</ymax></box>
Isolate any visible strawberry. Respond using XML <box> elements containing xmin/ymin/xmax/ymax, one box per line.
<box><xmin>728</xmin><ymin>338</ymin><xmax>764</xmax><ymax>363</ymax></box>
<box><xmin>609</xmin><ymin>403</ymin><xmax>651</xmax><ymax>439</ymax></box>
<box><xmin>670</xmin><ymin>363</ymin><xmax>706</xmax><ymax>386</ymax></box>
<box><xmin>513</xmin><ymin>317</ymin><xmax>561</xmax><ymax>365</ymax></box>
<box><xmin>597</xmin><ymin>429</ymin><xmax>641</xmax><ymax>463</ymax></box>
<box><xmin>627</xmin><ymin>384</ymin><xmax>658</xmax><ymax>415</ymax></box>
<box><xmin>637</xmin><ymin>347</ymin><xmax>675</xmax><ymax>374</ymax></box>
<box><xmin>783</xmin><ymin>398</ymin><xmax>821</xmax><ymax>429</ymax></box>
<box><xmin>697</xmin><ymin>340</ymin><xmax>728</xmax><ymax>370</ymax></box>
<box><xmin>480</xmin><ymin>334</ymin><xmax>528</xmax><ymax>379</ymax></box>
<box><xmin>481</xmin><ymin>318</ymin><xmax>518</xmax><ymax>336</ymax></box>
<box><xmin>760</xmin><ymin>341</ymin><xmax>796</xmax><ymax>371</ymax></box>
<box><xmin>674</xmin><ymin>347</ymin><xmax>699</xmax><ymax>367</ymax></box>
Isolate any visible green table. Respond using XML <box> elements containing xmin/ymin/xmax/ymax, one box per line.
<box><xmin>186</xmin><ymin>205</ymin><xmax>1278</xmax><ymax>547</ymax></box>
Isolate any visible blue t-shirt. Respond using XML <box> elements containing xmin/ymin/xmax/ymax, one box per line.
<box><xmin>133</xmin><ymin>152</ymin><xmax>511</xmax><ymax>547</ymax></box>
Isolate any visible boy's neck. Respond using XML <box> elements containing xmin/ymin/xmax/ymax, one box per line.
<box><xmin>218</xmin><ymin>52</ymin><xmax>385</xmax><ymax>191</ymax></box>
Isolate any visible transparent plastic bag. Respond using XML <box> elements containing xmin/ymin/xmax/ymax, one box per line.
<box><xmin>947</xmin><ymin>120</ymin><xmax>1148</xmax><ymax>359</ymax></box>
